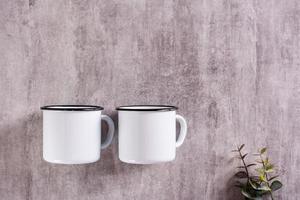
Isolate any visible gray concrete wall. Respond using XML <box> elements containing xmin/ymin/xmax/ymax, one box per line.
<box><xmin>0</xmin><ymin>0</ymin><xmax>299</xmax><ymax>199</ymax></box>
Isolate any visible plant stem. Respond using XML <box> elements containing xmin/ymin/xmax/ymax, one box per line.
<box><xmin>238</xmin><ymin>148</ymin><xmax>249</xmax><ymax>181</ymax></box>
<box><xmin>260</xmin><ymin>154</ymin><xmax>274</xmax><ymax>200</ymax></box>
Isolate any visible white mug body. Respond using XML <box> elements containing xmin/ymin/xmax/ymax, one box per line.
<box><xmin>117</xmin><ymin>105</ymin><xmax>187</xmax><ymax>164</ymax></box>
<box><xmin>41</xmin><ymin>105</ymin><xmax>115</xmax><ymax>164</ymax></box>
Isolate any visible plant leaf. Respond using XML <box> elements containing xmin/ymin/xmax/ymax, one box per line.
<box><xmin>269</xmin><ymin>175</ymin><xmax>279</xmax><ymax>181</ymax></box>
<box><xmin>270</xmin><ymin>180</ymin><xmax>283</xmax><ymax>191</ymax></box>
<box><xmin>255</xmin><ymin>168</ymin><xmax>264</xmax><ymax>174</ymax></box>
<box><xmin>266</xmin><ymin>169</ymin><xmax>274</xmax><ymax>173</ymax></box>
<box><xmin>260</xmin><ymin>147</ymin><xmax>267</xmax><ymax>154</ymax></box>
<box><xmin>262</xmin><ymin>158</ymin><xmax>270</xmax><ymax>167</ymax></box>
<box><xmin>241</xmin><ymin>189</ymin><xmax>255</xmax><ymax>199</ymax></box>
<box><xmin>249</xmin><ymin>179</ymin><xmax>271</xmax><ymax>192</ymax></box>
<box><xmin>249</xmin><ymin>180</ymin><xmax>259</xmax><ymax>190</ymax></box>
<box><xmin>265</xmin><ymin>164</ymin><xmax>274</xmax><ymax>173</ymax></box>
<box><xmin>237</xmin><ymin>163</ymin><xmax>256</xmax><ymax>169</ymax></box>
<box><xmin>239</xmin><ymin>144</ymin><xmax>245</xmax><ymax>151</ymax></box>
<box><xmin>257</xmin><ymin>185</ymin><xmax>271</xmax><ymax>191</ymax></box>
<box><xmin>242</xmin><ymin>153</ymin><xmax>248</xmax><ymax>159</ymax></box>
<box><xmin>235</xmin><ymin>171</ymin><xmax>248</xmax><ymax>178</ymax></box>
<box><xmin>255</xmin><ymin>159</ymin><xmax>263</xmax><ymax>163</ymax></box>
<box><xmin>250</xmin><ymin>181</ymin><xmax>271</xmax><ymax>192</ymax></box>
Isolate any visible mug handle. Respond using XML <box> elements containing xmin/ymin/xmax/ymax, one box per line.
<box><xmin>101</xmin><ymin>115</ymin><xmax>115</xmax><ymax>149</ymax></box>
<box><xmin>175</xmin><ymin>114</ymin><xmax>187</xmax><ymax>148</ymax></box>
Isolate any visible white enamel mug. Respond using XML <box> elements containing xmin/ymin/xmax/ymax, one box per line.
<box><xmin>41</xmin><ymin>105</ymin><xmax>115</xmax><ymax>164</ymax></box>
<box><xmin>117</xmin><ymin>105</ymin><xmax>187</xmax><ymax>164</ymax></box>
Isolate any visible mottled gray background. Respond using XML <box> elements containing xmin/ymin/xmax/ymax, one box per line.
<box><xmin>0</xmin><ymin>0</ymin><xmax>299</xmax><ymax>199</ymax></box>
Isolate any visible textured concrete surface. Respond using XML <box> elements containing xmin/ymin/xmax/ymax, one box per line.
<box><xmin>0</xmin><ymin>0</ymin><xmax>300</xmax><ymax>199</ymax></box>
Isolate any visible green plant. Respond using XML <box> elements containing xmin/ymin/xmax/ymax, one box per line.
<box><xmin>233</xmin><ymin>144</ymin><xmax>283</xmax><ymax>200</ymax></box>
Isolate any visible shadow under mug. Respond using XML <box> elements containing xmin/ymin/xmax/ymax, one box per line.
<box><xmin>41</xmin><ymin>105</ymin><xmax>115</xmax><ymax>164</ymax></box>
<box><xmin>116</xmin><ymin>105</ymin><xmax>187</xmax><ymax>164</ymax></box>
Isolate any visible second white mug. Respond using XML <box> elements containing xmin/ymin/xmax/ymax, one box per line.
<box><xmin>116</xmin><ymin>105</ymin><xmax>187</xmax><ymax>164</ymax></box>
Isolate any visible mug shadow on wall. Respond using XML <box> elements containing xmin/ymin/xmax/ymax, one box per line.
<box><xmin>223</xmin><ymin>176</ymin><xmax>244</xmax><ymax>200</ymax></box>
<box><xmin>222</xmin><ymin>156</ymin><xmax>244</xmax><ymax>200</ymax></box>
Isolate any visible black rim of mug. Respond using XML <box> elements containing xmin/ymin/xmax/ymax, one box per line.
<box><xmin>40</xmin><ymin>105</ymin><xmax>104</xmax><ymax>111</ymax></box>
<box><xmin>116</xmin><ymin>105</ymin><xmax>178</xmax><ymax>111</ymax></box>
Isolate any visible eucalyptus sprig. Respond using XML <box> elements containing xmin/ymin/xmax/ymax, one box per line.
<box><xmin>233</xmin><ymin>145</ymin><xmax>283</xmax><ymax>200</ymax></box>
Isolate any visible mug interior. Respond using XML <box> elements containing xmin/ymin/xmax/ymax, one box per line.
<box><xmin>116</xmin><ymin>105</ymin><xmax>178</xmax><ymax>111</ymax></box>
